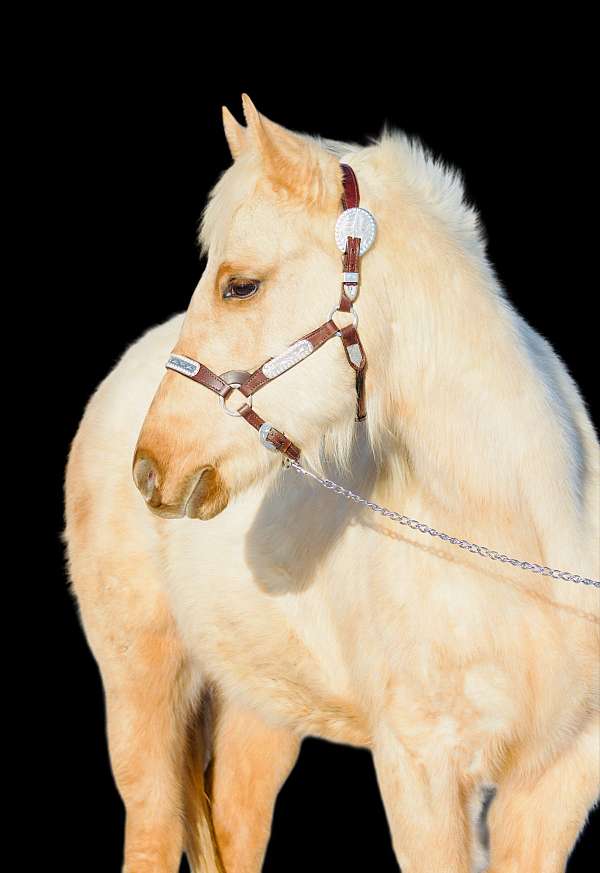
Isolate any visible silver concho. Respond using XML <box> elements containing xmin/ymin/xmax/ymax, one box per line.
<box><xmin>335</xmin><ymin>207</ymin><xmax>377</xmax><ymax>255</ymax></box>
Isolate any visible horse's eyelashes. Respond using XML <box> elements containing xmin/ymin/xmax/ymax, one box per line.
<box><xmin>223</xmin><ymin>279</ymin><xmax>261</xmax><ymax>300</ymax></box>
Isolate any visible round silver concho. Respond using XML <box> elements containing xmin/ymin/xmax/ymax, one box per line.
<box><xmin>335</xmin><ymin>207</ymin><xmax>377</xmax><ymax>255</ymax></box>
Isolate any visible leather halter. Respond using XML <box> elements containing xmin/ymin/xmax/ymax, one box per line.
<box><xmin>165</xmin><ymin>164</ymin><xmax>369</xmax><ymax>462</ymax></box>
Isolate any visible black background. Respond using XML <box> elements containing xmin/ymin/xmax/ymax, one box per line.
<box><xmin>39</xmin><ymin>38</ymin><xmax>598</xmax><ymax>873</ymax></box>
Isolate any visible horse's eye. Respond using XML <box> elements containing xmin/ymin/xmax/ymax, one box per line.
<box><xmin>223</xmin><ymin>279</ymin><xmax>261</xmax><ymax>300</ymax></box>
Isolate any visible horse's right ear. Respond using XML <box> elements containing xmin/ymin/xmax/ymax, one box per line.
<box><xmin>222</xmin><ymin>105</ymin><xmax>247</xmax><ymax>160</ymax></box>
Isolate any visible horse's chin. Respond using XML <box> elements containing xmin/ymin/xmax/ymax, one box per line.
<box><xmin>185</xmin><ymin>498</ymin><xmax>229</xmax><ymax>521</ymax></box>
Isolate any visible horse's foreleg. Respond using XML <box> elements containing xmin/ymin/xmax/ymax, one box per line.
<box><xmin>372</xmin><ymin>720</ymin><xmax>472</xmax><ymax>873</ymax></box>
<box><xmin>486</xmin><ymin>713</ymin><xmax>600</xmax><ymax>873</ymax></box>
<box><xmin>205</xmin><ymin>701</ymin><xmax>301</xmax><ymax>873</ymax></box>
<box><xmin>101</xmin><ymin>609</ymin><xmax>199</xmax><ymax>873</ymax></box>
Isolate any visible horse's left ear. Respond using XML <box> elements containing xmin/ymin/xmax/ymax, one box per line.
<box><xmin>240</xmin><ymin>92</ymin><xmax>340</xmax><ymax>208</ymax></box>
<box><xmin>222</xmin><ymin>105</ymin><xmax>247</xmax><ymax>160</ymax></box>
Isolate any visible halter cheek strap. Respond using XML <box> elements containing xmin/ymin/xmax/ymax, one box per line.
<box><xmin>165</xmin><ymin>163</ymin><xmax>371</xmax><ymax>461</ymax></box>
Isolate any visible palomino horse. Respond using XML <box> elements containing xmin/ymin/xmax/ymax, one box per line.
<box><xmin>64</xmin><ymin>93</ymin><xmax>599</xmax><ymax>873</ymax></box>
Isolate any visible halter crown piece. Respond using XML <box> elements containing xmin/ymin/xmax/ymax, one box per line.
<box><xmin>165</xmin><ymin>163</ymin><xmax>376</xmax><ymax>462</ymax></box>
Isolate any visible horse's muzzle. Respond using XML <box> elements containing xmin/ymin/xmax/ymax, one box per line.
<box><xmin>132</xmin><ymin>452</ymin><xmax>229</xmax><ymax>520</ymax></box>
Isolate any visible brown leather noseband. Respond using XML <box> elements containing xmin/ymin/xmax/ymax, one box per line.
<box><xmin>165</xmin><ymin>164</ymin><xmax>372</xmax><ymax>462</ymax></box>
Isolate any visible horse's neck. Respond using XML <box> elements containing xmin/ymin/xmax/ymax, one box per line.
<box><xmin>247</xmin><ymin>226</ymin><xmax>594</xmax><ymax>596</ymax></box>
<box><xmin>362</xmin><ymin>239</ymin><xmax>595</xmax><ymax>597</ymax></box>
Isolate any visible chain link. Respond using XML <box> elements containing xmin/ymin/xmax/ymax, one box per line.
<box><xmin>286</xmin><ymin>460</ymin><xmax>600</xmax><ymax>588</ymax></box>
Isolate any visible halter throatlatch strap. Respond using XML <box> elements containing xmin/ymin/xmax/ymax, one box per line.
<box><xmin>339</xmin><ymin>163</ymin><xmax>367</xmax><ymax>421</ymax></box>
<box><xmin>165</xmin><ymin>161</ymin><xmax>371</xmax><ymax>459</ymax></box>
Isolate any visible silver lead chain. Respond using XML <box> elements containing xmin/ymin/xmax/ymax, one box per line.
<box><xmin>286</xmin><ymin>460</ymin><xmax>600</xmax><ymax>588</ymax></box>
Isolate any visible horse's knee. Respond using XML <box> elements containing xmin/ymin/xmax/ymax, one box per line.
<box><xmin>207</xmin><ymin>702</ymin><xmax>300</xmax><ymax>873</ymax></box>
<box><xmin>487</xmin><ymin>717</ymin><xmax>600</xmax><ymax>873</ymax></box>
<box><xmin>122</xmin><ymin>822</ymin><xmax>185</xmax><ymax>873</ymax></box>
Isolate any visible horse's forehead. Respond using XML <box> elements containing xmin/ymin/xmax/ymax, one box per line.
<box><xmin>201</xmin><ymin>166</ymin><xmax>298</xmax><ymax>261</ymax></box>
<box><xmin>229</xmin><ymin>197</ymin><xmax>293</xmax><ymax>251</ymax></box>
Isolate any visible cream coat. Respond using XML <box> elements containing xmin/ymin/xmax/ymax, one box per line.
<box><xmin>64</xmin><ymin>94</ymin><xmax>600</xmax><ymax>873</ymax></box>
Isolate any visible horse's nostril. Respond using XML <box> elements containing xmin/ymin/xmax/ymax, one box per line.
<box><xmin>133</xmin><ymin>456</ymin><xmax>161</xmax><ymax>506</ymax></box>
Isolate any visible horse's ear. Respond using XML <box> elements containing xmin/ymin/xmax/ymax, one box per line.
<box><xmin>222</xmin><ymin>105</ymin><xmax>247</xmax><ymax>160</ymax></box>
<box><xmin>240</xmin><ymin>92</ymin><xmax>339</xmax><ymax>208</ymax></box>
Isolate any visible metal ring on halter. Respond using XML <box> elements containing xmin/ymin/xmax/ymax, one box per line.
<box><xmin>328</xmin><ymin>304</ymin><xmax>359</xmax><ymax>331</ymax></box>
<box><xmin>219</xmin><ymin>370</ymin><xmax>252</xmax><ymax>417</ymax></box>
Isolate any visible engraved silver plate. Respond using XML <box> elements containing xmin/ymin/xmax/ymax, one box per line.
<box><xmin>166</xmin><ymin>354</ymin><xmax>200</xmax><ymax>377</ymax></box>
<box><xmin>335</xmin><ymin>207</ymin><xmax>377</xmax><ymax>255</ymax></box>
<box><xmin>262</xmin><ymin>339</ymin><xmax>314</xmax><ymax>380</ymax></box>
<box><xmin>346</xmin><ymin>343</ymin><xmax>364</xmax><ymax>367</ymax></box>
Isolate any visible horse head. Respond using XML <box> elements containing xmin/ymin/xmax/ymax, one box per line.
<box><xmin>133</xmin><ymin>94</ymin><xmax>384</xmax><ymax>519</ymax></box>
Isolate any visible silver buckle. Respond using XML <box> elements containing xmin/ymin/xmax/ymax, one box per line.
<box><xmin>258</xmin><ymin>422</ymin><xmax>279</xmax><ymax>451</ymax></box>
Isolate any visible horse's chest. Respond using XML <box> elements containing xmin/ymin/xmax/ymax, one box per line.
<box><xmin>167</xmin><ymin>564</ymin><xmax>372</xmax><ymax>743</ymax></box>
